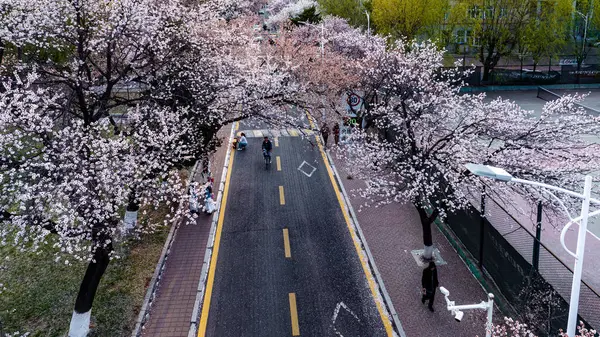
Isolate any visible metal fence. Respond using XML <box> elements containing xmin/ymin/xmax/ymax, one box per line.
<box><xmin>453</xmin><ymin>63</ymin><xmax>600</xmax><ymax>86</ymax></box>
<box><xmin>437</xmin><ymin>187</ymin><xmax>600</xmax><ymax>335</ymax></box>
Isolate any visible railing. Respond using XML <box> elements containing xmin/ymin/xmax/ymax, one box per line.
<box><xmin>432</xmin><ymin>179</ymin><xmax>600</xmax><ymax>335</ymax></box>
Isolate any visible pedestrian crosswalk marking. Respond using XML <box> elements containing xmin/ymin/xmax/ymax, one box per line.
<box><xmin>236</xmin><ymin>129</ymin><xmax>314</xmax><ymax>138</ymax></box>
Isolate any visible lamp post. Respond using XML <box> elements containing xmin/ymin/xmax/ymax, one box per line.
<box><xmin>575</xmin><ymin>10</ymin><xmax>589</xmax><ymax>57</ymax></box>
<box><xmin>465</xmin><ymin>163</ymin><xmax>600</xmax><ymax>337</ymax></box>
<box><xmin>439</xmin><ymin>286</ymin><xmax>495</xmax><ymax>337</ymax></box>
<box><xmin>298</xmin><ymin>21</ymin><xmax>325</xmax><ymax>58</ymax></box>
<box><xmin>365</xmin><ymin>10</ymin><xmax>370</xmax><ymax>35</ymax></box>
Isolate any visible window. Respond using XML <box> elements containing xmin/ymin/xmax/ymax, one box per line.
<box><xmin>454</xmin><ymin>29</ymin><xmax>468</xmax><ymax>44</ymax></box>
<box><xmin>467</xmin><ymin>6</ymin><xmax>481</xmax><ymax>19</ymax></box>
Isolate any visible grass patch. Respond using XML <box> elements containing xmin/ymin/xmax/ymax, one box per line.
<box><xmin>0</xmin><ymin>168</ymin><xmax>191</xmax><ymax>336</ymax></box>
<box><xmin>0</xmin><ymin>222</ymin><xmax>170</xmax><ymax>337</ymax></box>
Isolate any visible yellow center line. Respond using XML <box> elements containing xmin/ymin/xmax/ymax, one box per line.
<box><xmin>276</xmin><ymin>156</ymin><xmax>281</xmax><ymax>171</ymax></box>
<box><xmin>235</xmin><ymin>121</ymin><xmax>239</xmax><ymax>130</ymax></box>
<box><xmin>283</xmin><ymin>228</ymin><xmax>291</xmax><ymax>258</ymax></box>
<box><xmin>197</xmin><ymin>143</ymin><xmax>236</xmax><ymax>337</ymax></box>
<box><xmin>279</xmin><ymin>186</ymin><xmax>285</xmax><ymax>205</ymax></box>
<box><xmin>306</xmin><ymin>110</ymin><xmax>394</xmax><ymax>336</ymax></box>
<box><xmin>275</xmin><ymin>137</ymin><xmax>279</xmax><ymax>147</ymax></box>
<box><xmin>288</xmin><ymin>293</ymin><xmax>300</xmax><ymax>336</ymax></box>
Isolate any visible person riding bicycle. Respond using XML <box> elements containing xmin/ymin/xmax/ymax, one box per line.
<box><xmin>262</xmin><ymin>136</ymin><xmax>273</xmax><ymax>163</ymax></box>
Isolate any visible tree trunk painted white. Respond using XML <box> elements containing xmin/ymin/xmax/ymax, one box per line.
<box><xmin>123</xmin><ymin>210</ymin><xmax>138</xmax><ymax>231</ymax></box>
<box><xmin>68</xmin><ymin>237</ymin><xmax>112</xmax><ymax>337</ymax></box>
<box><xmin>423</xmin><ymin>244</ymin><xmax>434</xmax><ymax>260</ymax></box>
<box><xmin>69</xmin><ymin>310</ymin><xmax>91</xmax><ymax>337</ymax></box>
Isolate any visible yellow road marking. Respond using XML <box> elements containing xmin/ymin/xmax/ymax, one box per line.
<box><xmin>288</xmin><ymin>293</ymin><xmax>300</xmax><ymax>336</ymax></box>
<box><xmin>235</xmin><ymin>121</ymin><xmax>239</xmax><ymax>130</ymax></box>
<box><xmin>197</xmin><ymin>143</ymin><xmax>236</xmax><ymax>337</ymax></box>
<box><xmin>276</xmin><ymin>156</ymin><xmax>281</xmax><ymax>171</ymax></box>
<box><xmin>279</xmin><ymin>186</ymin><xmax>285</xmax><ymax>205</ymax></box>
<box><xmin>288</xmin><ymin>129</ymin><xmax>298</xmax><ymax>137</ymax></box>
<box><xmin>275</xmin><ymin>137</ymin><xmax>279</xmax><ymax>147</ymax></box>
<box><xmin>283</xmin><ymin>228</ymin><xmax>291</xmax><ymax>258</ymax></box>
<box><xmin>306</xmin><ymin>112</ymin><xmax>394</xmax><ymax>336</ymax></box>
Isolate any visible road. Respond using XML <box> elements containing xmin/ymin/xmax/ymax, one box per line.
<box><xmin>198</xmin><ymin>121</ymin><xmax>391</xmax><ymax>337</ymax></box>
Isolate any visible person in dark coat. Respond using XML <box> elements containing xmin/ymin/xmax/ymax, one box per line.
<box><xmin>332</xmin><ymin>123</ymin><xmax>340</xmax><ymax>145</ymax></box>
<box><xmin>421</xmin><ymin>261</ymin><xmax>439</xmax><ymax>312</ymax></box>
<box><xmin>321</xmin><ymin>123</ymin><xmax>330</xmax><ymax>147</ymax></box>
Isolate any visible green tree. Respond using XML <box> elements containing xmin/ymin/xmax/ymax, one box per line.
<box><xmin>458</xmin><ymin>0</ymin><xmax>535</xmax><ymax>81</ymax></box>
<box><xmin>522</xmin><ymin>0</ymin><xmax>571</xmax><ymax>72</ymax></box>
<box><xmin>570</xmin><ymin>0</ymin><xmax>600</xmax><ymax>70</ymax></box>
<box><xmin>371</xmin><ymin>0</ymin><xmax>448</xmax><ymax>41</ymax></box>
<box><xmin>318</xmin><ymin>0</ymin><xmax>370</xmax><ymax>28</ymax></box>
<box><xmin>290</xmin><ymin>6</ymin><xmax>321</xmax><ymax>26</ymax></box>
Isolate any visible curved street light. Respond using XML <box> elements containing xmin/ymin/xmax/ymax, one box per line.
<box><xmin>465</xmin><ymin>163</ymin><xmax>599</xmax><ymax>337</ymax></box>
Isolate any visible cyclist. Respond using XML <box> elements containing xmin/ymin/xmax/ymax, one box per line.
<box><xmin>261</xmin><ymin>136</ymin><xmax>273</xmax><ymax>163</ymax></box>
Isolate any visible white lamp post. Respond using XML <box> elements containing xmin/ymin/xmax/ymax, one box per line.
<box><xmin>465</xmin><ymin>163</ymin><xmax>600</xmax><ymax>337</ymax></box>
<box><xmin>439</xmin><ymin>286</ymin><xmax>495</xmax><ymax>337</ymax></box>
<box><xmin>298</xmin><ymin>21</ymin><xmax>325</xmax><ymax>58</ymax></box>
<box><xmin>365</xmin><ymin>10</ymin><xmax>370</xmax><ymax>35</ymax></box>
<box><xmin>575</xmin><ymin>10</ymin><xmax>589</xmax><ymax>62</ymax></box>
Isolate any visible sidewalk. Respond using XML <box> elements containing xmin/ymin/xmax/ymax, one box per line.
<box><xmin>330</xmin><ymin>150</ymin><xmax>497</xmax><ymax>337</ymax></box>
<box><xmin>140</xmin><ymin>128</ymin><xmax>230</xmax><ymax>337</ymax></box>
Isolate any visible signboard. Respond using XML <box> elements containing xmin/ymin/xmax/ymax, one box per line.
<box><xmin>559</xmin><ymin>58</ymin><xmax>584</xmax><ymax>66</ymax></box>
<box><xmin>341</xmin><ymin>91</ymin><xmax>363</xmax><ymax>117</ymax></box>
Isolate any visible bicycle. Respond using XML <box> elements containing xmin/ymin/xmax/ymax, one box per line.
<box><xmin>263</xmin><ymin>148</ymin><xmax>272</xmax><ymax>169</ymax></box>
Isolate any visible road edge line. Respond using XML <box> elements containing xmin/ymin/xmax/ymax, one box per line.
<box><xmin>307</xmin><ymin>114</ymin><xmax>406</xmax><ymax>337</ymax></box>
<box><xmin>131</xmin><ymin>160</ymin><xmax>200</xmax><ymax>337</ymax></box>
<box><xmin>188</xmin><ymin>123</ymin><xmax>237</xmax><ymax>337</ymax></box>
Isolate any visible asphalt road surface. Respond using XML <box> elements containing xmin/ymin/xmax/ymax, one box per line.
<box><xmin>202</xmin><ymin>128</ymin><xmax>389</xmax><ymax>336</ymax></box>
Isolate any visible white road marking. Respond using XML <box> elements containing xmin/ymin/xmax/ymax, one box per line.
<box><xmin>297</xmin><ymin>161</ymin><xmax>316</xmax><ymax>177</ymax></box>
<box><xmin>331</xmin><ymin>301</ymin><xmax>361</xmax><ymax>337</ymax></box>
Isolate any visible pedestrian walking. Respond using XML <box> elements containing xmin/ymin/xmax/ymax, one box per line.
<box><xmin>332</xmin><ymin>123</ymin><xmax>340</xmax><ymax>146</ymax></box>
<box><xmin>321</xmin><ymin>123</ymin><xmax>330</xmax><ymax>147</ymax></box>
<box><xmin>421</xmin><ymin>261</ymin><xmax>439</xmax><ymax>312</ymax></box>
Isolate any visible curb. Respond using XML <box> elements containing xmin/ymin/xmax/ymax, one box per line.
<box><xmin>322</xmin><ymin>148</ymin><xmax>407</xmax><ymax>337</ymax></box>
<box><xmin>187</xmin><ymin>122</ymin><xmax>236</xmax><ymax>337</ymax></box>
<box><xmin>131</xmin><ymin>160</ymin><xmax>200</xmax><ymax>337</ymax></box>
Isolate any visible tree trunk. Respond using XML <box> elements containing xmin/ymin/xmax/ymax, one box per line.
<box><xmin>68</xmin><ymin>241</ymin><xmax>113</xmax><ymax>337</ymax></box>
<box><xmin>123</xmin><ymin>189</ymin><xmax>139</xmax><ymax>231</ymax></box>
<box><xmin>482</xmin><ymin>65</ymin><xmax>491</xmax><ymax>82</ymax></box>
<box><xmin>0</xmin><ymin>40</ymin><xmax>4</xmax><ymax>66</ymax></box>
<box><xmin>416</xmin><ymin>206</ymin><xmax>440</xmax><ymax>260</ymax></box>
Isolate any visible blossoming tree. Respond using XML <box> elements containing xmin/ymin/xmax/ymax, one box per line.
<box><xmin>0</xmin><ymin>0</ymin><xmax>302</xmax><ymax>335</ymax></box>
<box><xmin>337</xmin><ymin>39</ymin><xmax>600</xmax><ymax>259</ymax></box>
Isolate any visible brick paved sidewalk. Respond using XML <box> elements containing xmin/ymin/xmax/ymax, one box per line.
<box><xmin>141</xmin><ymin>128</ymin><xmax>230</xmax><ymax>337</ymax></box>
<box><xmin>330</xmin><ymin>151</ymin><xmax>499</xmax><ymax>337</ymax></box>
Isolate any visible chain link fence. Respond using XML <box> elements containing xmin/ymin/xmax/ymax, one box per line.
<box><xmin>437</xmin><ymin>184</ymin><xmax>600</xmax><ymax>335</ymax></box>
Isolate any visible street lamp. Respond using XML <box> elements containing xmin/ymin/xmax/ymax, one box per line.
<box><xmin>365</xmin><ymin>10</ymin><xmax>370</xmax><ymax>36</ymax></box>
<box><xmin>298</xmin><ymin>21</ymin><xmax>325</xmax><ymax>58</ymax></box>
<box><xmin>575</xmin><ymin>10</ymin><xmax>589</xmax><ymax>66</ymax></box>
<box><xmin>440</xmin><ymin>286</ymin><xmax>495</xmax><ymax>337</ymax></box>
<box><xmin>465</xmin><ymin>163</ymin><xmax>600</xmax><ymax>337</ymax></box>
